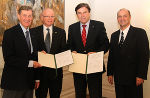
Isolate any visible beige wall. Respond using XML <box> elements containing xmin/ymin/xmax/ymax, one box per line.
<box><xmin>64</xmin><ymin>0</ymin><xmax>150</xmax><ymax>98</ymax></box>
<box><xmin>0</xmin><ymin>47</ymin><xmax>4</xmax><ymax>69</ymax></box>
<box><xmin>65</xmin><ymin>0</ymin><xmax>150</xmax><ymax>39</ymax></box>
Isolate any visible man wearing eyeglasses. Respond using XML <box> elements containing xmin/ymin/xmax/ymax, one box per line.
<box><xmin>32</xmin><ymin>8</ymin><xmax>66</xmax><ymax>98</ymax></box>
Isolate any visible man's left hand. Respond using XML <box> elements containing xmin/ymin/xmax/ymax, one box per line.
<box><xmin>88</xmin><ymin>52</ymin><xmax>96</xmax><ymax>55</ymax></box>
<box><xmin>136</xmin><ymin>77</ymin><xmax>144</xmax><ymax>86</ymax></box>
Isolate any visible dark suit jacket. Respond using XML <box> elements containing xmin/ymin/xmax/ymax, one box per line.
<box><xmin>107</xmin><ymin>26</ymin><xmax>149</xmax><ymax>85</ymax></box>
<box><xmin>31</xmin><ymin>25</ymin><xmax>66</xmax><ymax>87</ymax></box>
<box><xmin>67</xmin><ymin>20</ymin><xmax>109</xmax><ymax>73</ymax></box>
<box><xmin>1</xmin><ymin>24</ymin><xmax>38</xmax><ymax>90</ymax></box>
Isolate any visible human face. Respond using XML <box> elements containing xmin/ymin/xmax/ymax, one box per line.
<box><xmin>76</xmin><ymin>7</ymin><xmax>90</xmax><ymax>24</ymax></box>
<box><xmin>17</xmin><ymin>10</ymin><xmax>33</xmax><ymax>29</ymax></box>
<box><xmin>117</xmin><ymin>10</ymin><xmax>131</xmax><ymax>30</ymax></box>
<box><xmin>41</xmin><ymin>9</ymin><xmax>55</xmax><ymax>27</ymax></box>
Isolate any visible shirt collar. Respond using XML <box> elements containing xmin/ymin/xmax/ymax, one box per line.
<box><xmin>80</xmin><ymin>20</ymin><xmax>90</xmax><ymax>27</ymax></box>
<box><xmin>43</xmin><ymin>25</ymin><xmax>52</xmax><ymax>31</ymax></box>
<box><xmin>120</xmin><ymin>25</ymin><xmax>130</xmax><ymax>34</ymax></box>
<box><xmin>19</xmin><ymin>23</ymin><xmax>29</xmax><ymax>33</ymax></box>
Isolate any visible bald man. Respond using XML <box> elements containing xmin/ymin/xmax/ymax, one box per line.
<box><xmin>32</xmin><ymin>8</ymin><xmax>67</xmax><ymax>98</ymax></box>
<box><xmin>107</xmin><ymin>8</ymin><xmax>149</xmax><ymax>98</ymax></box>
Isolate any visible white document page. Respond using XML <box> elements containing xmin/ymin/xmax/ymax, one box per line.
<box><xmin>68</xmin><ymin>53</ymin><xmax>87</xmax><ymax>74</ymax></box>
<box><xmin>87</xmin><ymin>51</ymin><xmax>104</xmax><ymax>74</ymax></box>
<box><xmin>38</xmin><ymin>52</ymin><xmax>55</xmax><ymax>68</ymax></box>
<box><xmin>55</xmin><ymin>50</ymin><xmax>73</xmax><ymax>68</ymax></box>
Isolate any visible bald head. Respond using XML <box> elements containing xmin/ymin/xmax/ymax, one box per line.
<box><xmin>117</xmin><ymin>8</ymin><xmax>131</xmax><ymax>17</ymax></box>
<box><xmin>41</xmin><ymin>8</ymin><xmax>55</xmax><ymax>27</ymax></box>
<box><xmin>42</xmin><ymin>8</ymin><xmax>55</xmax><ymax>16</ymax></box>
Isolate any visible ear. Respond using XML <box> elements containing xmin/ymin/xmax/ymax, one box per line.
<box><xmin>40</xmin><ymin>14</ymin><xmax>43</xmax><ymax>22</ymax></box>
<box><xmin>17</xmin><ymin>14</ymin><xmax>20</xmax><ymax>21</ymax></box>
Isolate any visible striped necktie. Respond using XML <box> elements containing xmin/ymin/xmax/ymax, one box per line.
<box><xmin>119</xmin><ymin>32</ymin><xmax>124</xmax><ymax>47</ymax></box>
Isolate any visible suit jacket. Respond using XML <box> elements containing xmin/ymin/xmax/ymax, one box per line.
<box><xmin>67</xmin><ymin>20</ymin><xmax>109</xmax><ymax>73</ymax></box>
<box><xmin>107</xmin><ymin>25</ymin><xmax>149</xmax><ymax>85</ymax></box>
<box><xmin>31</xmin><ymin>25</ymin><xmax>66</xmax><ymax>87</ymax></box>
<box><xmin>1</xmin><ymin>24</ymin><xmax>38</xmax><ymax>90</ymax></box>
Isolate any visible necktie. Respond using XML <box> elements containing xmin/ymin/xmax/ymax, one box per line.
<box><xmin>82</xmin><ymin>25</ymin><xmax>87</xmax><ymax>47</ymax></box>
<box><xmin>45</xmin><ymin>28</ymin><xmax>50</xmax><ymax>53</ymax></box>
<box><xmin>25</xmin><ymin>31</ymin><xmax>31</xmax><ymax>51</ymax></box>
<box><xmin>119</xmin><ymin>32</ymin><xmax>124</xmax><ymax>47</ymax></box>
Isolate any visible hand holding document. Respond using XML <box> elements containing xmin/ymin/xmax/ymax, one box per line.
<box><xmin>69</xmin><ymin>51</ymin><xmax>104</xmax><ymax>74</ymax></box>
<box><xmin>38</xmin><ymin>50</ymin><xmax>73</xmax><ymax>68</ymax></box>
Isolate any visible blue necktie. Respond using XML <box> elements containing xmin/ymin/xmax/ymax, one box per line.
<box><xmin>25</xmin><ymin>31</ymin><xmax>31</xmax><ymax>51</ymax></box>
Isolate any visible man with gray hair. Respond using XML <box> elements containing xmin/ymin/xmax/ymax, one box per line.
<box><xmin>107</xmin><ymin>8</ymin><xmax>149</xmax><ymax>98</ymax></box>
<box><xmin>1</xmin><ymin>5</ymin><xmax>41</xmax><ymax>98</ymax></box>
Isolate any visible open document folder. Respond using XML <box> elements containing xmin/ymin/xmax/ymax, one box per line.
<box><xmin>69</xmin><ymin>51</ymin><xmax>104</xmax><ymax>74</ymax></box>
<box><xmin>38</xmin><ymin>50</ymin><xmax>73</xmax><ymax>68</ymax></box>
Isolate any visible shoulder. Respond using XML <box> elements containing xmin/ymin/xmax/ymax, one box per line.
<box><xmin>69</xmin><ymin>22</ymin><xmax>80</xmax><ymax>28</ymax></box>
<box><xmin>53</xmin><ymin>26</ymin><xmax>66</xmax><ymax>34</ymax></box>
<box><xmin>90</xmin><ymin>20</ymin><xmax>105</xmax><ymax>30</ymax></box>
<box><xmin>4</xmin><ymin>24</ymin><xmax>20</xmax><ymax>36</ymax></box>
<box><xmin>31</xmin><ymin>25</ymin><xmax>43</xmax><ymax>31</ymax></box>
<box><xmin>131</xmin><ymin>26</ymin><xmax>146</xmax><ymax>33</ymax></box>
<box><xmin>130</xmin><ymin>26</ymin><xmax>147</xmax><ymax>38</ymax></box>
<box><xmin>111</xmin><ymin>30</ymin><xmax>120</xmax><ymax>38</ymax></box>
<box><xmin>90</xmin><ymin>20</ymin><xmax>104</xmax><ymax>25</ymax></box>
<box><xmin>30</xmin><ymin>25</ymin><xmax>43</xmax><ymax>35</ymax></box>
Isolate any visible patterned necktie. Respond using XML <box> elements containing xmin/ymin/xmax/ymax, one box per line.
<box><xmin>82</xmin><ymin>25</ymin><xmax>87</xmax><ymax>47</ymax></box>
<box><xmin>25</xmin><ymin>31</ymin><xmax>31</xmax><ymax>51</ymax></box>
<box><xmin>119</xmin><ymin>32</ymin><xmax>124</xmax><ymax>47</ymax></box>
<box><xmin>45</xmin><ymin>28</ymin><xmax>50</xmax><ymax>53</ymax></box>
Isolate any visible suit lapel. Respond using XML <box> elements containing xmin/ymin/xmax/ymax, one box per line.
<box><xmin>16</xmin><ymin>24</ymin><xmax>29</xmax><ymax>52</ymax></box>
<box><xmin>86</xmin><ymin>20</ymin><xmax>94</xmax><ymax>47</ymax></box>
<box><xmin>39</xmin><ymin>25</ymin><xmax>47</xmax><ymax>52</ymax></box>
<box><xmin>51</xmin><ymin>26</ymin><xmax>60</xmax><ymax>52</ymax></box>
<box><xmin>76</xmin><ymin>22</ymin><xmax>84</xmax><ymax>47</ymax></box>
<box><xmin>40</xmin><ymin>26</ymin><xmax>45</xmax><ymax>43</ymax></box>
<box><xmin>121</xmin><ymin>26</ymin><xmax>134</xmax><ymax>48</ymax></box>
<box><xmin>51</xmin><ymin>26</ymin><xmax>55</xmax><ymax>51</ymax></box>
<box><xmin>114</xmin><ymin>31</ymin><xmax>120</xmax><ymax>47</ymax></box>
<box><xmin>30</xmin><ymin>29</ymin><xmax>37</xmax><ymax>52</ymax></box>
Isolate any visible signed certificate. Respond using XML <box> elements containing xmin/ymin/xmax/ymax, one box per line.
<box><xmin>38</xmin><ymin>50</ymin><xmax>73</xmax><ymax>68</ymax></box>
<box><xmin>69</xmin><ymin>51</ymin><xmax>104</xmax><ymax>74</ymax></box>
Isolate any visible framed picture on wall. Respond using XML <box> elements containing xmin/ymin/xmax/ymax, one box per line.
<box><xmin>0</xmin><ymin>0</ymin><xmax>64</xmax><ymax>45</ymax></box>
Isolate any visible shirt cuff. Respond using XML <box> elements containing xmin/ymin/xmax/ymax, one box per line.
<box><xmin>35</xmin><ymin>80</ymin><xmax>40</xmax><ymax>82</ymax></box>
<box><xmin>28</xmin><ymin>60</ymin><xmax>33</xmax><ymax>67</ymax></box>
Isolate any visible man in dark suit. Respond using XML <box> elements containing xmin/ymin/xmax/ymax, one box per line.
<box><xmin>107</xmin><ymin>8</ymin><xmax>149</xmax><ymax>98</ymax></box>
<box><xmin>1</xmin><ymin>6</ymin><xmax>41</xmax><ymax>98</ymax></box>
<box><xmin>67</xmin><ymin>3</ymin><xmax>109</xmax><ymax>98</ymax></box>
<box><xmin>33</xmin><ymin>8</ymin><xmax>66</xmax><ymax>98</ymax></box>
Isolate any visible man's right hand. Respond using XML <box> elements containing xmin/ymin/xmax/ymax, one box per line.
<box><xmin>108</xmin><ymin>75</ymin><xmax>113</xmax><ymax>85</ymax></box>
<box><xmin>33</xmin><ymin>61</ymin><xmax>42</xmax><ymax>68</ymax></box>
<box><xmin>41</xmin><ymin>50</ymin><xmax>47</xmax><ymax>54</ymax></box>
<box><xmin>35</xmin><ymin>82</ymin><xmax>40</xmax><ymax>89</ymax></box>
<box><xmin>72</xmin><ymin>51</ymin><xmax>77</xmax><ymax>54</ymax></box>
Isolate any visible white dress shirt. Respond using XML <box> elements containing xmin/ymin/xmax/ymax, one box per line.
<box><xmin>119</xmin><ymin>25</ymin><xmax>130</xmax><ymax>43</ymax></box>
<box><xmin>20</xmin><ymin>23</ymin><xmax>33</xmax><ymax>67</ymax></box>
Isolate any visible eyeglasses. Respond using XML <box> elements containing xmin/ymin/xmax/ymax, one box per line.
<box><xmin>43</xmin><ymin>16</ymin><xmax>55</xmax><ymax>18</ymax></box>
<box><xmin>22</xmin><ymin>14</ymin><xmax>32</xmax><ymax>18</ymax></box>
